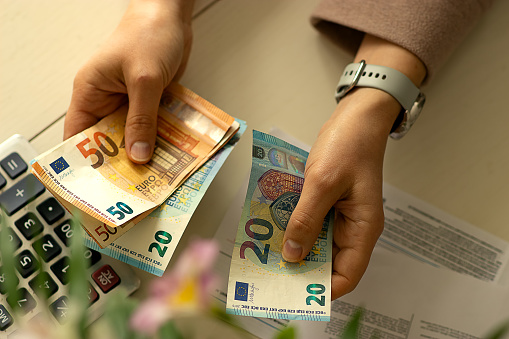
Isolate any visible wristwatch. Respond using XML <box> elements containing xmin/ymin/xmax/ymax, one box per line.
<box><xmin>335</xmin><ymin>60</ymin><xmax>425</xmax><ymax>139</ymax></box>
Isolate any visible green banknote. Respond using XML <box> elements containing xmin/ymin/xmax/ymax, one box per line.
<box><xmin>226</xmin><ymin>130</ymin><xmax>333</xmax><ymax>321</ymax></box>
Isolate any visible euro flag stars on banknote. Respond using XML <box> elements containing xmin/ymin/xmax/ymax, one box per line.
<box><xmin>226</xmin><ymin>131</ymin><xmax>333</xmax><ymax>321</ymax></box>
<box><xmin>31</xmin><ymin>83</ymin><xmax>239</xmax><ymax>236</ymax></box>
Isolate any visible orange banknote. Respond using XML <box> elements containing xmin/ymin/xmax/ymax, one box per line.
<box><xmin>32</xmin><ymin>83</ymin><xmax>239</xmax><ymax>230</ymax></box>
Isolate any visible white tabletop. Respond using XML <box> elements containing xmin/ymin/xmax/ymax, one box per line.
<box><xmin>2</xmin><ymin>0</ymin><xmax>509</xmax><ymax>335</ymax></box>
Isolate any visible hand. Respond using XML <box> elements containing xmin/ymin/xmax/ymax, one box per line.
<box><xmin>64</xmin><ymin>0</ymin><xmax>194</xmax><ymax>163</ymax></box>
<box><xmin>282</xmin><ymin>34</ymin><xmax>426</xmax><ymax>300</ymax></box>
<box><xmin>282</xmin><ymin>88</ymin><xmax>398</xmax><ymax>300</ymax></box>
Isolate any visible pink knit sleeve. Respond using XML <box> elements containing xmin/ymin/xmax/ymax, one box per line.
<box><xmin>311</xmin><ymin>0</ymin><xmax>494</xmax><ymax>82</ymax></box>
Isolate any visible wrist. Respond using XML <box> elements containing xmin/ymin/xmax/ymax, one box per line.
<box><xmin>333</xmin><ymin>87</ymin><xmax>401</xmax><ymax>141</ymax></box>
<box><xmin>333</xmin><ymin>34</ymin><xmax>427</xmax><ymax>139</ymax></box>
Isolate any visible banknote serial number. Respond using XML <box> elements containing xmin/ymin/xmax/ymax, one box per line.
<box><xmin>76</xmin><ymin>132</ymin><xmax>119</xmax><ymax>169</ymax></box>
<box><xmin>237</xmin><ymin>305</ymin><xmax>327</xmax><ymax>315</ymax></box>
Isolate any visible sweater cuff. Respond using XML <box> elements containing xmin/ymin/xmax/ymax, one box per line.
<box><xmin>310</xmin><ymin>0</ymin><xmax>493</xmax><ymax>83</ymax></box>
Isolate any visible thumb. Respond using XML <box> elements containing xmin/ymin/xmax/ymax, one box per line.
<box><xmin>282</xmin><ymin>180</ymin><xmax>336</xmax><ymax>262</ymax></box>
<box><xmin>124</xmin><ymin>74</ymin><xmax>164</xmax><ymax>164</ymax></box>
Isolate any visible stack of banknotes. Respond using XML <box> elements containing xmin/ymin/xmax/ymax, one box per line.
<box><xmin>31</xmin><ymin>83</ymin><xmax>244</xmax><ymax>275</ymax></box>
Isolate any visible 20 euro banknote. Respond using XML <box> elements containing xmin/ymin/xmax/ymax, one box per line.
<box><xmin>82</xmin><ymin>120</ymin><xmax>247</xmax><ymax>276</ymax></box>
<box><xmin>31</xmin><ymin>83</ymin><xmax>238</xmax><ymax>229</ymax></box>
<box><xmin>226</xmin><ymin>131</ymin><xmax>333</xmax><ymax>321</ymax></box>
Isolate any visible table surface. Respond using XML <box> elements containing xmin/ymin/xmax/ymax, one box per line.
<box><xmin>2</xmin><ymin>0</ymin><xmax>509</xmax><ymax>335</ymax></box>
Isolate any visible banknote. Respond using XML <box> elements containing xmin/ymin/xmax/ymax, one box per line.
<box><xmin>226</xmin><ymin>130</ymin><xmax>333</xmax><ymax>321</ymax></box>
<box><xmin>31</xmin><ymin>83</ymin><xmax>238</xmax><ymax>229</ymax></box>
<box><xmin>40</xmin><ymin>182</ymin><xmax>138</xmax><ymax>248</ymax></box>
<box><xmin>82</xmin><ymin>120</ymin><xmax>247</xmax><ymax>275</ymax></box>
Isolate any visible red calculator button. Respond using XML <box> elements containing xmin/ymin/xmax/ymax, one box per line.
<box><xmin>91</xmin><ymin>265</ymin><xmax>120</xmax><ymax>293</ymax></box>
<box><xmin>87</xmin><ymin>283</ymin><xmax>99</xmax><ymax>305</ymax></box>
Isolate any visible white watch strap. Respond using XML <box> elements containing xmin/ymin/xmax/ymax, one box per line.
<box><xmin>335</xmin><ymin>60</ymin><xmax>425</xmax><ymax>139</ymax></box>
<box><xmin>335</xmin><ymin>61</ymin><xmax>421</xmax><ymax>110</ymax></box>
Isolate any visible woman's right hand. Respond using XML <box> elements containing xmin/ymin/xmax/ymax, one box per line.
<box><xmin>64</xmin><ymin>0</ymin><xmax>194</xmax><ymax>163</ymax></box>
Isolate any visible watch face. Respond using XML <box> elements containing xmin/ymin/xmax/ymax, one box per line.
<box><xmin>390</xmin><ymin>93</ymin><xmax>425</xmax><ymax>140</ymax></box>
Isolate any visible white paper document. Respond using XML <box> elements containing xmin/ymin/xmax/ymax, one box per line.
<box><xmin>294</xmin><ymin>247</ymin><xmax>509</xmax><ymax>339</ymax></box>
<box><xmin>380</xmin><ymin>183</ymin><xmax>509</xmax><ymax>285</ymax></box>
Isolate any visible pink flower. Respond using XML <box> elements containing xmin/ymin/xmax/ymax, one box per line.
<box><xmin>130</xmin><ymin>238</ymin><xmax>220</xmax><ymax>335</ymax></box>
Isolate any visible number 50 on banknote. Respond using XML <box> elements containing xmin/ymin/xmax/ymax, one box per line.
<box><xmin>226</xmin><ymin>131</ymin><xmax>333</xmax><ymax>321</ymax></box>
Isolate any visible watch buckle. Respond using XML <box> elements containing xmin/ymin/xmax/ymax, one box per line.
<box><xmin>335</xmin><ymin>60</ymin><xmax>366</xmax><ymax>103</ymax></box>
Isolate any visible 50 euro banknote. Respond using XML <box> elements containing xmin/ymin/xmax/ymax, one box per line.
<box><xmin>31</xmin><ymin>83</ymin><xmax>239</xmax><ymax>230</ymax></box>
<box><xmin>226</xmin><ymin>131</ymin><xmax>333</xmax><ymax>321</ymax></box>
<box><xmin>83</xmin><ymin>120</ymin><xmax>246</xmax><ymax>275</ymax></box>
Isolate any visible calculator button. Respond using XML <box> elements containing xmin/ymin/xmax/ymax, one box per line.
<box><xmin>7</xmin><ymin>288</ymin><xmax>37</xmax><ymax>315</ymax></box>
<box><xmin>87</xmin><ymin>284</ymin><xmax>99</xmax><ymax>305</ymax></box>
<box><xmin>83</xmin><ymin>249</ymin><xmax>102</xmax><ymax>267</ymax></box>
<box><xmin>0</xmin><ymin>174</ymin><xmax>45</xmax><ymax>216</ymax></box>
<box><xmin>0</xmin><ymin>266</ymin><xmax>20</xmax><ymax>295</ymax></box>
<box><xmin>32</xmin><ymin>234</ymin><xmax>62</xmax><ymax>262</ymax></box>
<box><xmin>0</xmin><ymin>304</ymin><xmax>14</xmax><ymax>330</ymax></box>
<box><xmin>15</xmin><ymin>212</ymin><xmax>44</xmax><ymax>240</ymax></box>
<box><xmin>15</xmin><ymin>250</ymin><xmax>40</xmax><ymax>278</ymax></box>
<box><xmin>92</xmin><ymin>265</ymin><xmax>120</xmax><ymax>293</ymax></box>
<box><xmin>1</xmin><ymin>228</ymin><xmax>22</xmax><ymax>250</ymax></box>
<box><xmin>0</xmin><ymin>173</ymin><xmax>6</xmax><ymax>189</ymax></box>
<box><xmin>0</xmin><ymin>153</ymin><xmax>27</xmax><ymax>179</ymax></box>
<box><xmin>29</xmin><ymin>272</ymin><xmax>59</xmax><ymax>299</ymax></box>
<box><xmin>54</xmin><ymin>219</ymin><xmax>75</xmax><ymax>246</ymax></box>
<box><xmin>50</xmin><ymin>257</ymin><xmax>70</xmax><ymax>285</ymax></box>
<box><xmin>36</xmin><ymin>198</ymin><xmax>65</xmax><ymax>225</ymax></box>
<box><xmin>49</xmin><ymin>296</ymin><xmax>70</xmax><ymax>324</ymax></box>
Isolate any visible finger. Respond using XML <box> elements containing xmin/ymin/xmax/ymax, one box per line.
<box><xmin>64</xmin><ymin>68</ymin><xmax>126</xmax><ymax>140</ymax></box>
<box><xmin>124</xmin><ymin>71</ymin><xmax>164</xmax><ymax>164</ymax></box>
<box><xmin>330</xmin><ymin>210</ymin><xmax>383</xmax><ymax>300</ymax></box>
<box><xmin>64</xmin><ymin>109</ymin><xmax>100</xmax><ymax>140</ymax></box>
<box><xmin>64</xmin><ymin>89</ymin><xmax>126</xmax><ymax>140</ymax></box>
<box><xmin>282</xmin><ymin>171</ymin><xmax>341</xmax><ymax>262</ymax></box>
<box><xmin>64</xmin><ymin>77</ymin><xmax>104</xmax><ymax>140</ymax></box>
<box><xmin>330</xmin><ymin>241</ymin><xmax>375</xmax><ymax>300</ymax></box>
<box><xmin>173</xmin><ymin>27</ymin><xmax>193</xmax><ymax>81</ymax></box>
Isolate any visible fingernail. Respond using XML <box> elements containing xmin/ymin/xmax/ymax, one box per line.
<box><xmin>131</xmin><ymin>141</ymin><xmax>151</xmax><ymax>162</ymax></box>
<box><xmin>282</xmin><ymin>239</ymin><xmax>303</xmax><ymax>262</ymax></box>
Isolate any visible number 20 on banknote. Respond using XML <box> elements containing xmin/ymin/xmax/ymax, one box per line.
<box><xmin>227</xmin><ymin>131</ymin><xmax>333</xmax><ymax>321</ymax></box>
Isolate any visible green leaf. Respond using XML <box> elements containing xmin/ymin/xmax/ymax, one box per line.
<box><xmin>341</xmin><ymin>307</ymin><xmax>364</xmax><ymax>339</ymax></box>
<box><xmin>158</xmin><ymin>321</ymin><xmax>183</xmax><ymax>339</ymax></box>
<box><xmin>0</xmin><ymin>210</ymin><xmax>20</xmax><ymax>312</ymax></box>
<box><xmin>210</xmin><ymin>306</ymin><xmax>236</xmax><ymax>325</ymax></box>
<box><xmin>104</xmin><ymin>290</ymin><xmax>140</xmax><ymax>339</ymax></box>
<box><xmin>209</xmin><ymin>306</ymin><xmax>252</xmax><ymax>337</ymax></box>
<box><xmin>68</xmin><ymin>215</ymin><xmax>91</xmax><ymax>338</ymax></box>
<box><xmin>275</xmin><ymin>326</ymin><xmax>296</xmax><ymax>339</ymax></box>
<box><xmin>485</xmin><ymin>321</ymin><xmax>509</xmax><ymax>339</ymax></box>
